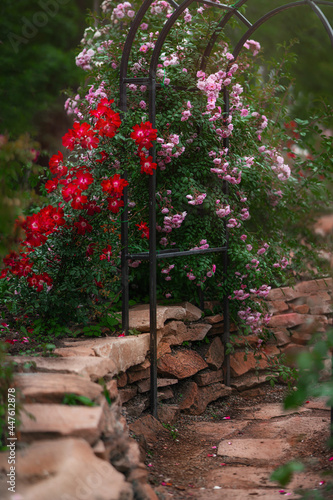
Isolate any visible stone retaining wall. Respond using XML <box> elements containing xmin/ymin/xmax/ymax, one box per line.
<box><xmin>119</xmin><ymin>278</ymin><xmax>333</xmax><ymax>420</ymax></box>
<box><xmin>0</xmin><ymin>278</ymin><xmax>331</xmax><ymax>500</ymax></box>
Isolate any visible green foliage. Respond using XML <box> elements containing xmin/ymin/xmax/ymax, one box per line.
<box><xmin>0</xmin><ymin>0</ymin><xmax>92</xmax><ymax>139</ymax></box>
<box><xmin>0</xmin><ymin>342</ymin><xmax>18</xmax><ymax>449</ymax></box>
<box><xmin>0</xmin><ymin>133</ymin><xmax>45</xmax><ymax>257</ymax></box>
<box><xmin>98</xmin><ymin>378</ymin><xmax>113</xmax><ymax>405</ymax></box>
<box><xmin>270</xmin><ymin>461</ymin><xmax>304</xmax><ymax>488</ymax></box>
<box><xmin>270</xmin><ymin>329</ymin><xmax>333</xmax><ymax>492</ymax></box>
<box><xmin>162</xmin><ymin>422</ymin><xmax>179</xmax><ymax>441</ymax></box>
<box><xmin>128</xmin><ymin>329</ymin><xmax>141</xmax><ymax>336</ymax></box>
<box><xmin>62</xmin><ymin>393</ymin><xmax>96</xmax><ymax>407</ymax></box>
<box><xmin>18</xmin><ymin>342</ymin><xmax>56</xmax><ymax>357</ymax></box>
<box><xmin>265</xmin><ymin>353</ymin><xmax>298</xmax><ymax>389</ymax></box>
<box><xmin>81</xmin><ymin>325</ymin><xmax>103</xmax><ymax>337</ymax></box>
<box><xmin>284</xmin><ymin>329</ymin><xmax>333</xmax><ymax>410</ymax></box>
<box><xmin>29</xmin><ymin>319</ymin><xmax>72</xmax><ymax>340</ymax></box>
<box><xmin>243</xmin><ymin>0</ymin><xmax>333</xmax><ymax>119</ymax></box>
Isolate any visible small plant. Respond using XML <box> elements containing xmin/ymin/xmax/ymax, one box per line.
<box><xmin>209</xmin><ymin>409</ymin><xmax>219</xmax><ymax>420</ymax></box>
<box><xmin>62</xmin><ymin>393</ymin><xmax>96</xmax><ymax>407</ymax></box>
<box><xmin>98</xmin><ymin>377</ymin><xmax>113</xmax><ymax>405</ymax></box>
<box><xmin>18</xmin><ymin>342</ymin><xmax>56</xmax><ymax>357</ymax></box>
<box><xmin>22</xmin><ymin>361</ymin><xmax>36</xmax><ymax>372</ymax></box>
<box><xmin>225</xmin><ymin>342</ymin><xmax>236</xmax><ymax>355</ymax></box>
<box><xmin>193</xmin><ymin>336</ymin><xmax>210</xmax><ymax>347</ymax></box>
<box><xmin>27</xmin><ymin>319</ymin><xmax>72</xmax><ymax>342</ymax></box>
<box><xmin>162</xmin><ymin>422</ymin><xmax>179</xmax><ymax>441</ymax></box>
<box><xmin>128</xmin><ymin>328</ymin><xmax>141</xmax><ymax>336</ymax></box>
<box><xmin>265</xmin><ymin>353</ymin><xmax>297</xmax><ymax>389</ymax></box>
<box><xmin>81</xmin><ymin>324</ymin><xmax>103</xmax><ymax>337</ymax></box>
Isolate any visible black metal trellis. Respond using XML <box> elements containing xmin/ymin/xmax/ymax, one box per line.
<box><xmin>119</xmin><ymin>0</ymin><xmax>333</xmax><ymax>419</ymax></box>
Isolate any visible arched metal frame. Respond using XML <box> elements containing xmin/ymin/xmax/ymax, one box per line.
<box><xmin>119</xmin><ymin>0</ymin><xmax>333</xmax><ymax>418</ymax></box>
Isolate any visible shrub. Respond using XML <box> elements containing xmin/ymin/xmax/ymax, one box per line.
<box><xmin>0</xmin><ymin>1</ymin><xmax>332</xmax><ymax>342</ymax></box>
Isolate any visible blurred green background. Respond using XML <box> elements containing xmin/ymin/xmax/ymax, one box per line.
<box><xmin>0</xmin><ymin>0</ymin><xmax>332</xmax><ymax>257</ymax></box>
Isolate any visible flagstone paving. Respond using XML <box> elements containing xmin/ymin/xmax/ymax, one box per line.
<box><xmin>142</xmin><ymin>391</ymin><xmax>333</xmax><ymax>499</ymax></box>
<box><xmin>217</xmin><ymin>438</ymin><xmax>290</xmax><ymax>463</ymax></box>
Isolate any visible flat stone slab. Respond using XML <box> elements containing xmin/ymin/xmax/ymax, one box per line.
<box><xmin>204</xmin><ymin>313</ymin><xmax>224</xmax><ymax>324</ymax></box>
<box><xmin>64</xmin><ymin>335</ymin><xmax>152</xmax><ymax>373</ymax></box>
<box><xmin>53</xmin><ymin>345</ymin><xmax>96</xmax><ymax>357</ymax></box>
<box><xmin>157</xmin><ymin>350</ymin><xmax>208</xmax><ymax>379</ymax></box>
<box><xmin>183</xmin><ymin>323</ymin><xmax>212</xmax><ymax>342</ymax></box>
<box><xmin>230</xmin><ymin>373</ymin><xmax>270</xmax><ymax>391</ymax></box>
<box><xmin>129</xmin><ymin>304</ymin><xmax>186</xmax><ymax>332</ymax></box>
<box><xmin>218</xmin><ymin>438</ymin><xmax>290</xmax><ymax>462</ymax></box>
<box><xmin>204</xmin><ymin>466</ymin><xmax>322</xmax><ymax>492</ymax></box>
<box><xmin>19</xmin><ymin>403</ymin><xmax>105</xmax><ymax>444</ymax></box>
<box><xmin>179</xmin><ymin>301</ymin><xmax>203</xmax><ymax>321</ymax></box>
<box><xmin>194</xmin><ymin>369</ymin><xmax>223</xmax><ymax>387</ymax></box>
<box><xmin>205</xmin><ymin>466</ymin><xmax>275</xmax><ymax>489</ymax></box>
<box><xmin>237</xmin><ymin>403</ymin><xmax>311</xmax><ymax>420</ymax></box>
<box><xmin>192</xmin><ymin>488</ymin><xmax>301</xmax><ymax>499</ymax></box>
<box><xmin>230</xmin><ymin>351</ymin><xmax>269</xmax><ymax>377</ymax></box>
<box><xmin>11</xmin><ymin>356</ymin><xmax>116</xmax><ymax>381</ymax></box>
<box><xmin>137</xmin><ymin>377</ymin><xmax>179</xmax><ymax>393</ymax></box>
<box><xmin>179</xmin><ymin>382</ymin><xmax>232</xmax><ymax>415</ymax></box>
<box><xmin>245</xmin><ymin>415</ymin><xmax>329</xmax><ymax>440</ymax></box>
<box><xmin>269</xmin><ymin>313</ymin><xmax>326</xmax><ymax>328</ymax></box>
<box><xmin>14</xmin><ymin>373</ymin><xmax>103</xmax><ymax>403</ymax></box>
<box><xmin>304</xmin><ymin>398</ymin><xmax>331</xmax><ymax>410</ymax></box>
<box><xmin>205</xmin><ymin>337</ymin><xmax>224</xmax><ymax>370</ymax></box>
<box><xmin>189</xmin><ymin>421</ymin><xmax>249</xmax><ymax>440</ymax></box>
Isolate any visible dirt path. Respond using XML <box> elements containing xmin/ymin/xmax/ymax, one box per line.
<box><xmin>142</xmin><ymin>386</ymin><xmax>333</xmax><ymax>499</ymax></box>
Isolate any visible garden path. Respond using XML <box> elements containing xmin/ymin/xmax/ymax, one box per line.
<box><xmin>141</xmin><ymin>387</ymin><xmax>333</xmax><ymax>499</ymax></box>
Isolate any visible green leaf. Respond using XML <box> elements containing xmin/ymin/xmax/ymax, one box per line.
<box><xmin>62</xmin><ymin>394</ymin><xmax>96</xmax><ymax>406</ymax></box>
<box><xmin>45</xmin><ymin>344</ymin><xmax>56</xmax><ymax>351</ymax></box>
<box><xmin>270</xmin><ymin>461</ymin><xmax>304</xmax><ymax>487</ymax></box>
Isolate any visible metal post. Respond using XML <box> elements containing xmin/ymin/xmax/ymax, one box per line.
<box><xmin>121</xmin><ymin>173</ymin><xmax>129</xmax><ymax>335</ymax></box>
<box><xmin>149</xmin><ymin>76</ymin><xmax>158</xmax><ymax>418</ymax></box>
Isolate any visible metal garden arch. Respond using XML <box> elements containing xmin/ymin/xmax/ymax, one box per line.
<box><xmin>119</xmin><ymin>0</ymin><xmax>333</xmax><ymax>417</ymax></box>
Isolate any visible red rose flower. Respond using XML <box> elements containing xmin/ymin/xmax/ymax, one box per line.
<box><xmin>107</xmin><ymin>197</ymin><xmax>124</xmax><ymax>214</ymax></box>
<box><xmin>74</xmin><ymin>216</ymin><xmax>93</xmax><ymax>235</ymax></box>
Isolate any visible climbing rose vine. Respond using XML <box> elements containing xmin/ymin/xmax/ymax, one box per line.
<box><xmin>1</xmin><ymin>0</ymin><xmax>332</xmax><ymax>348</ymax></box>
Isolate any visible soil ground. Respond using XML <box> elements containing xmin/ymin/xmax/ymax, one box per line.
<box><xmin>141</xmin><ymin>385</ymin><xmax>333</xmax><ymax>499</ymax></box>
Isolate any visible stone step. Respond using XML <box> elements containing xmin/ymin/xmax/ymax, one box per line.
<box><xmin>64</xmin><ymin>334</ymin><xmax>151</xmax><ymax>373</ymax></box>
<box><xmin>19</xmin><ymin>403</ymin><xmax>105</xmax><ymax>444</ymax></box>
<box><xmin>0</xmin><ymin>438</ymin><xmax>132</xmax><ymax>500</ymax></box>
<box><xmin>204</xmin><ymin>466</ymin><xmax>321</xmax><ymax>493</ymax></box>
<box><xmin>192</xmin><ymin>488</ymin><xmax>301</xmax><ymax>499</ymax></box>
<box><xmin>236</xmin><ymin>403</ymin><xmax>310</xmax><ymax>420</ymax></box>
<box><xmin>14</xmin><ymin>372</ymin><xmax>103</xmax><ymax>403</ymax></box>
<box><xmin>11</xmin><ymin>355</ymin><xmax>116</xmax><ymax>381</ymax></box>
